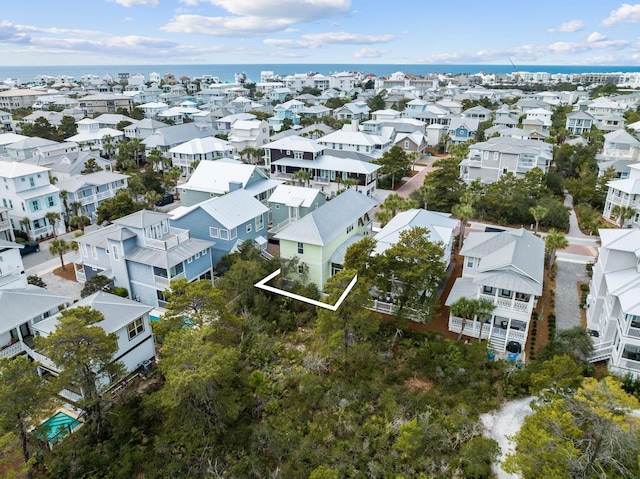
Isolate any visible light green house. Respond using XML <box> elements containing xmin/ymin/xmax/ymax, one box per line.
<box><xmin>275</xmin><ymin>189</ymin><xmax>377</xmax><ymax>290</ymax></box>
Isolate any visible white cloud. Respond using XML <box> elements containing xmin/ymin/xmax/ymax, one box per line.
<box><xmin>162</xmin><ymin>14</ymin><xmax>291</xmax><ymax>36</ymax></box>
<box><xmin>587</xmin><ymin>32</ymin><xmax>607</xmax><ymax>42</ymax></box>
<box><xmin>264</xmin><ymin>31</ymin><xmax>394</xmax><ymax>49</ymax></box>
<box><xmin>167</xmin><ymin>0</ymin><xmax>351</xmax><ymax>36</ymax></box>
<box><xmin>108</xmin><ymin>0</ymin><xmax>159</xmax><ymax>6</ymax></box>
<box><xmin>354</xmin><ymin>47</ymin><xmax>388</xmax><ymax>58</ymax></box>
<box><xmin>602</xmin><ymin>3</ymin><xmax>640</xmax><ymax>26</ymax></box>
<box><xmin>14</xmin><ymin>24</ymin><xmax>100</xmax><ymax>36</ymax></box>
<box><xmin>548</xmin><ymin>19</ymin><xmax>584</xmax><ymax>32</ymax></box>
<box><xmin>179</xmin><ymin>0</ymin><xmax>350</xmax><ymax>22</ymax></box>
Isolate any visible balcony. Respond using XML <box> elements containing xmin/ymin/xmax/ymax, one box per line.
<box><xmin>154</xmin><ymin>271</ymin><xmax>184</xmax><ymax>288</ymax></box>
<box><xmin>31</xmin><ymin>225</ymin><xmax>52</xmax><ymax>239</ymax></box>
<box><xmin>448</xmin><ymin>316</ymin><xmax>491</xmax><ymax>340</ymax></box>
<box><xmin>271</xmin><ymin>171</ymin><xmax>293</xmax><ymax>181</ymax></box>
<box><xmin>0</xmin><ymin>269</ymin><xmax>24</xmax><ymax>288</ymax></box>
<box><xmin>479</xmin><ymin>293</ymin><xmax>532</xmax><ymax>313</ymax></box>
<box><xmin>313</xmin><ymin>176</ymin><xmax>330</xmax><ymax>184</ymax></box>
<box><xmin>0</xmin><ymin>218</ymin><xmax>11</xmax><ymax>232</ymax></box>
<box><xmin>144</xmin><ymin>227</ymin><xmax>190</xmax><ymax>251</ymax></box>
<box><xmin>78</xmin><ymin>189</ymin><xmax>115</xmax><ymax>206</ymax></box>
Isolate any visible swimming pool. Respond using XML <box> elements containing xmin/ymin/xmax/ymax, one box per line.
<box><xmin>41</xmin><ymin>412</ymin><xmax>82</xmax><ymax>445</ymax></box>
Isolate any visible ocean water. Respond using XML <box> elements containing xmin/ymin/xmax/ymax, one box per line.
<box><xmin>2</xmin><ymin>63</ymin><xmax>640</xmax><ymax>85</ymax></box>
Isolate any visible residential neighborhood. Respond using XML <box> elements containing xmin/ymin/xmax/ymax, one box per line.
<box><xmin>2</xmin><ymin>63</ymin><xmax>640</xmax><ymax>478</ymax></box>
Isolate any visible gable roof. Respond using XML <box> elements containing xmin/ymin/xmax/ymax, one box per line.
<box><xmin>34</xmin><ymin>291</ymin><xmax>152</xmax><ymax>335</ymax></box>
<box><xmin>181</xmin><ymin>159</ymin><xmax>267</xmax><ymax>195</ymax></box>
<box><xmin>268</xmin><ymin>184</ymin><xmax>325</xmax><ymax>208</ymax></box>
<box><xmin>264</xmin><ymin>135</ymin><xmax>326</xmax><ymax>153</ymax></box>
<box><xmin>373</xmin><ymin>209</ymin><xmax>458</xmax><ymax>254</ymax></box>
<box><xmin>56</xmin><ymin>171</ymin><xmax>129</xmax><ymax>193</ymax></box>
<box><xmin>113</xmin><ymin>209</ymin><xmax>169</xmax><ymax>229</ymax></box>
<box><xmin>0</xmin><ymin>286</ymin><xmax>71</xmax><ymax>331</ymax></box>
<box><xmin>168</xmin><ymin>136</ymin><xmax>233</xmax><ymax>155</ymax></box>
<box><xmin>275</xmin><ymin>190</ymin><xmax>376</xmax><ymax>246</ymax></box>
<box><xmin>174</xmin><ymin>188</ymin><xmax>268</xmax><ymax>229</ymax></box>
<box><xmin>461</xmin><ymin>228</ymin><xmax>544</xmax><ymax>295</ymax></box>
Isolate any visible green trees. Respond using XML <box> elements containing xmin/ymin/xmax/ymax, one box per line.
<box><xmin>36</xmin><ymin>306</ymin><xmax>123</xmax><ymax>438</ymax></box>
<box><xmin>366</xmin><ymin>90</ymin><xmax>386</xmax><ymax>112</ymax></box>
<box><xmin>544</xmin><ymin>229</ymin><xmax>569</xmax><ymax>270</ymax></box>
<box><xmin>58</xmin><ymin>115</ymin><xmax>77</xmax><ymax>139</ymax></box>
<box><xmin>611</xmin><ymin>205</ymin><xmax>636</xmax><ymax>227</ymax></box>
<box><xmin>292</xmin><ymin>169</ymin><xmax>311</xmax><ymax>187</ymax></box>
<box><xmin>20</xmin><ymin>117</ymin><xmax>57</xmax><ymax>140</ymax></box>
<box><xmin>44</xmin><ymin>211</ymin><xmax>60</xmax><ymax>238</ymax></box>
<box><xmin>374</xmin><ymin>193</ymin><xmax>416</xmax><ymax>226</ymax></box>
<box><xmin>80</xmin><ymin>158</ymin><xmax>103</xmax><ymax>174</ymax></box>
<box><xmin>504</xmin><ymin>376</ymin><xmax>640</xmax><ymax>479</ymax></box>
<box><xmin>375</xmin><ymin>145</ymin><xmax>411</xmax><ymax>189</ymax></box>
<box><xmin>80</xmin><ymin>274</ymin><xmax>112</xmax><ymax>298</ymax></box>
<box><xmin>378</xmin><ymin>227</ymin><xmax>446</xmax><ymax>323</ymax></box>
<box><xmin>421</xmin><ymin>156</ymin><xmax>466</xmax><ymax>211</ymax></box>
<box><xmin>450</xmin><ymin>297</ymin><xmax>495</xmax><ymax>342</ymax></box>
<box><xmin>0</xmin><ymin>356</ymin><xmax>55</xmax><ymax>478</ymax></box>
<box><xmin>69</xmin><ymin>214</ymin><xmax>91</xmax><ymax>232</ymax></box>
<box><xmin>529</xmin><ymin>205</ymin><xmax>548</xmax><ymax>234</ymax></box>
<box><xmin>451</xmin><ymin>197</ymin><xmax>475</xmax><ymax>250</ymax></box>
<box><xmin>96</xmin><ymin>189</ymin><xmax>142</xmax><ymax>224</ymax></box>
<box><xmin>49</xmin><ymin>239</ymin><xmax>71</xmax><ymax>270</ymax></box>
<box><xmin>19</xmin><ymin>217</ymin><xmax>31</xmax><ymax>241</ymax></box>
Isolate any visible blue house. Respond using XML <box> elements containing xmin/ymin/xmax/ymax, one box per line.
<box><xmin>268</xmin><ymin>99</ymin><xmax>304</xmax><ymax>131</ymax></box>
<box><xmin>170</xmin><ymin>189</ymin><xmax>269</xmax><ymax>266</ymax></box>
<box><xmin>73</xmin><ymin>210</ymin><xmax>215</xmax><ymax>308</ymax></box>
<box><xmin>447</xmin><ymin>117</ymin><xmax>480</xmax><ymax>146</ymax></box>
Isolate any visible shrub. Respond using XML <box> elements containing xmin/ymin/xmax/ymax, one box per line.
<box><xmin>580</xmin><ymin>284</ymin><xmax>589</xmax><ymax>292</ymax></box>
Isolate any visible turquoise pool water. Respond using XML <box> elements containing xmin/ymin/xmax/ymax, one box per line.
<box><xmin>150</xmin><ymin>315</ymin><xmax>160</xmax><ymax>321</ymax></box>
<box><xmin>42</xmin><ymin>412</ymin><xmax>81</xmax><ymax>444</ymax></box>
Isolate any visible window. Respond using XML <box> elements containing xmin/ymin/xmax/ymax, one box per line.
<box><xmin>209</xmin><ymin>226</ymin><xmax>219</xmax><ymax>238</ymax></box>
<box><xmin>112</xmin><ymin>245</ymin><xmax>119</xmax><ymax>260</ymax></box>
<box><xmin>127</xmin><ymin>318</ymin><xmax>144</xmax><ymax>340</ymax></box>
<box><xmin>467</xmin><ymin>258</ymin><xmax>474</xmax><ymax>268</ymax></box>
<box><xmin>31</xmin><ymin>200</ymin><xmax>40</xmax><ymax>211</ymax></box>
<box><xmin>187</xmin><ymin>256</ymin><xmax>193</xmax><ymax>264</ymax></box>
<box><xmin>47</xmin><ymin>196</ymin><xmax>55</xmax><ymax>207</ymax></box>
<box><xmin>275</xmin><ymin>204</ymin><xmax>280</xmax><ymax>209</ymax></box>
<box><xmin>29</xmin><ymin>177</ymin><xmax>35</xmax><ymax>187</ymax></box>
<box><xmin>256</xmin><ymin>215</ymin><xmax>264</xmax><ymax>231</ymax></box>
<box><xmin>170</xmin><ymin>263</ymin><xmax>184</xmax><ymax>276</ymax></box>
<box><xmin>81</xmin><ymin>243</ymin><xmax>88</xmax><ymax>257</ymax></box>
<box><xmin>297</xmin><ymin>242</ymin><xmax>304</xmax><ymax>254</ymax></box>
<box><xmin>493</xmin><ymin>152</ymin><xmax>499</xmax><ymax>161</ymax></box>
<box><xmin>202</xmin><ymin>249</ymin><xmax>207</xmax><ymax>255</ymax></box>
<box><xmin>483</xmin><ymin>285</ymin><xmax>494</xmax><ymax>295</ymax></box>
<box><xmin>246</xmin><ymin>223</ymin><xmax>252</xmax><ymax>233</ymax></box>
<box><xmin>195</xmin><ymin>251</ymin><xmax>200</xmax><ymax>259</ymax></box>
<box><xmin>294</xmin><ymin>151</ymin><xmax>303</xmax><ymax>159</ymax></box>
<box><xmin>347</xmin><ymin>224</ymin><xmax>353</xmax><ymax>234</ymax></box>
<box><xmin>404</xmin><ymin>140</ymin><xmax>410</xmax><ymax>149</ymax></box>
<box><xmin>297</xmin><ymin>264</ymin><xmax>305</xmax><ymax>274</ymax></box>
<box><xmin>91</xmin><ymin>246</ymin><xmax>97</xmax><ymax>259</ymax></box>
<box><xmin>220</xmin><ymin>229</ymin><xmax>229</xmax><ymax>240</ymax></box>
<box><xmin>499</xmin><ymin>289</ymin><xmax>511</xmax><ymax>298</ymax></box>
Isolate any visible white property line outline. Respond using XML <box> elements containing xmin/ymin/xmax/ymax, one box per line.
<box><xmin>254</xmin><ymin>268</ymin><xmax>358</xmax><ymax>311</ymax></box>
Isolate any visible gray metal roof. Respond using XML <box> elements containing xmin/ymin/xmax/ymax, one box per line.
<box><xmin>195</xmin><ymin>189</ymin><xmax>268</xmax><ymax>230</ymax></box>
<box><xmin>181</xmin><ymin>160</ymin><xmax>267</xmax><ymax>195</ymax></box>
<box><xmin>0</xmin><ymin>286</ymin><xmax>71</xmax><ymax>331</ymax></box>
<box><xmin>142</xmin><ymin>123</ymin><xmax>214</xmax><ymax>148</ymax></box>
<box><xmin>373</xmin><ymin>209</ymin><xmax>458</xmax><ymax>255</ymax></box>
<box><xmin>461</xmin><ymin>228</ymin><xmax>544</xmax><ymax>296</ymax></box>
<box><xmin>275</xmin><ymin>189</ymin><xmax>376</xmax><ymax>246</ymax></box>
<box><xmin>272</xmin><ymin>154</ymin><xmax>381</xmax><ymax>174</ymax></box>
<box><xmin>444</xmin><ymin>277</ymin><xmax>478</xmax><ymax>306</ymax></box>
<box><xmin>34</xmin><ymin>291</ymin><xmax>152</xmax><ymax>335</ymax></box>
<box><xmin>56</xmin><ymin>171</ymin><xmax>129</xmax><ymax>193</ymax></box>
<box><xmin>113</xmin><ymin>210</ymin><xmax>170</xmax><ymax>229</ymax></box>
<box><xmin>125</xmin><ymin>237</ymin><xmax>214</xmax><ymax>269</ymax></box>
<box><xmin>268</xmin><ymin>184</ymin><xmax>325</xmax><ymax>208</ymax></box>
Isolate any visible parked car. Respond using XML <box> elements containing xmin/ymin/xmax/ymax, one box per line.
<box><xmin>19</xmin><ymin>241</ymin><xmax>40</xmax><ymax>256</ymax></box>
<box><xmin>155</xmin><ymin>193</ymin><xmax>175</xmax><ymax>206</ymax></box>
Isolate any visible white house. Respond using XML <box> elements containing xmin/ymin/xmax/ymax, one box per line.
<box><xmin>55</xmin><ymin>171</ymin><xmax>129</xmax><ymax>222</ymax></box>
<box><xmin>602</xmin><ymin>162</ymin><xmax>640</xmax><ymax>228</ymax></box>
<box><xmin>168</xmin><ymin>136</ymin><xmax>235</xmax><ymax>178</ymax></box>
<box><xmin>445</xmin><ymin>228</ymin><xmax>544</xmax><ymax>354</ymax></box>
<box><xmin>586</xmin><ymin>229</ymin><xmax>640</xmax><ymax>378</ymax></box>
<box><xmin>0</xmin><ymin>239</ymin><xmax>27</xmax><ymax>290</ymax></box>
<box><xmin>0</xmin><ymin>162</ymin><xmax>65</xmax><ymax>239</ymax></box>
<box><xmin>32</xmin><ymin>291</ymin><xmax>156</xmax><ymax>386</ymax></box>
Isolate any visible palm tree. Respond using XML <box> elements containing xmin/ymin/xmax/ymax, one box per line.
<box><xmin>452</xmin><ymin>202</ymin><xmax>475</xmax><ymax>250</ymax></box>
<box><xmin>144</xmin><ymin>191</ymin><xmax>161</xmax><ymax>209</ymax></box>
<box><xmin>165</xmin><ymin>167</ymin><xmax>182</xmax><ymax>200</ymax></box>
<box><xmin>544</xmin><ymin>229</ymin><xmax>569</xmax><ymax>270</ymax></box>
<box><xmin>374</xmin><ymin>209</ymin><xmax>392</xmax><ymax>227</ymax></box>
<box><xmin>59</xmin><ymin>190</ymin><xmax>70</xmax><ymax>230</ymax></box>
<box><xmin>342</xmin><ymin>178</ymin><xmax>359</xmax><ymax>190</ymax></box>
<box><xmin>128</xmin><ymin>138</ymin><xmax>146</xmax><ymax>168</ymax></box>
<box><xmin>49</xmin><ymin>239</ymin><xmax>71</xmax><ymax>271</ymax></box>
<box><xmin>70</xmin><ymin>215</ymin><xmax>91</xmax><ymax>233</ymax></box>
<box><xmin>414</xmin><ymin>184</ymin><xmax>436</xmax><ymax>210</ymax></box>
<box><xmin>611</xmin><ymin>205</ymin><xmax>636</xmax><ymax>228</ymax></box>
<box><xmin>529</xmin><ymin>205</ymin><xmax>548</xmax><ymax>235</ymax></box>
<box><xmin>451</xmin><ymin>297</ymin><xmax>496</xmax><ymax>342</ymax></box>
<box><xmin>102</xmin><ymin>134</ymin><xmax>115</xmax><ymax>160</ymax></box>
<box><xmin>147</xmin><ymin>148</ymin><xmax>167</xmax><ymax>174</ymax></box>
<box><xmin>44</xmin><ymin>211</ymin><xmax>61</xmax><ymax>238</ymax></box>
<box><xmin>19</xmin><ymin>217</ymin><xmax>31</xmax><ymax>241</ymax></box>
<box><xmin>70</xmin><ymin>201</ymin><xmax>82</xmax><ymax>218</ymax></box>
<box><xmin>292</xmin><ymin>169</ymin><xmax>311</xmax><ymax>187</ymax></box>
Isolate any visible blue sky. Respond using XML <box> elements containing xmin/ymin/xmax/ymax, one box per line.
<box><xmin>1</xmin><ymin>0</ymin><xmax>640</xmax><ymax>66</ymax></box>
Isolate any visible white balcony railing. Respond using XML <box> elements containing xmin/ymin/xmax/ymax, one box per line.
<box><xmin>479</xmin><ymin>293</ymin><xmax>532</xmax><ymax>313</ymax></box>
<box><xmin>313</xmin><ymin>176</ymin><xmax>330</xmax><ymax>184</ymax></box>
<box><xmin>0</xmin><ymin>340</ymin><xmax>26</xmax><ymax>359</ymax></box>
<box><xmin>448</xmin><ymin>316</ymin><xmax>491</xmax><ymax>339</ymax></box>
<box><xmin>144</xmin><ymin>227</ymin><xmax>190</xmax><ymax>251</ymax></box>
<box><xmin>155</xmin><ymin>271</ymin><xmax>184</xmax><ymax>288</ymax></box>
<box><xmin>628</xmin><ymin>327</ymin><xmax>640</xmax><ymax>339</ymax></box>
<box><xmin>0</xmin><ymin>218</ymin><xmax>11</xmax><ymax>231</ymax></box>
<box><xmin>271</xmin><ymin>171</ymin><xmax>293</xmax><ymax>180</ymax></box>
<box><xmin>79</xmin><ymin>189</ymin><xmax>114</xmax><ymax>206</ymax></box>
